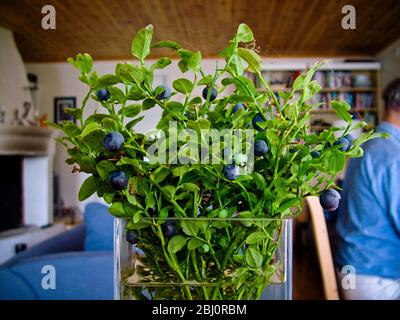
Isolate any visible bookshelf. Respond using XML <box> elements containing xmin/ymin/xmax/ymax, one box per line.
<box><xmin>249</xmin><ymin>61</ymin><xmax>382</xmax><ymax>132</ymax></box>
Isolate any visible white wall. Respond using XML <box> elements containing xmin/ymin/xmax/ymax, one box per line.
<box><xmin>25</xmin><ymin>59</ymin><xmax>229</xmax><ymax>211</ymax></box>
<box><xmin>0</xmin><ymin>26</ymin><xmax>32</xmax><ymax>122</ymax></box>
<box><xmin>377</xmin><ymin>38</ymin><xmax>400</xmax><ymax>92</ymax></box>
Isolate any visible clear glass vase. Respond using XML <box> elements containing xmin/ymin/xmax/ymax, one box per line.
<box><xmin>114</xmin><ymin>217</ymin><xmax>292</xmax><ymax>300</ymax></box>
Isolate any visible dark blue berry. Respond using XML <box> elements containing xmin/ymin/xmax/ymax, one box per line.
<box><xmin>319</xmin><ymin>189</ymin><xmax>341</xmax><ymax>212</ymax></box>
<box><xmin>334</xmin><ymin>137</ymin><xmax>351</xmax><ymax>152</ymax></box>
<box><xmin>202</xmin><ymin>86</ymin><xmax>217</xmax><ymax>101</ymax></box>
<box><xmin>223</xmin><ymin>164</ymin><xmax>239</xmax><ymax>180</ymax></box>
<box><xmin>103</xmin><ymin>131</ymin><xmax>125</xmax><ymax>151</ymax></box>
<box><xmin>311</xmin><ymin>150</ymin><xmax>320</xmax><ymax>158</ymax></box>
<box><xmin>162</xmin><ymin>221</ymin><xmax>176</xmax><ymax>237</ymax></box>
<box><xmin>233</xmin><ymin>103</ymin><xmax>244</xmax><ymax>113</ymax></box>
<box><xmin>252</xmin><ymin>114</ymin><xmax>266</xmax><ymax>131</ymax></box>
<box><xmin>96</xmin><ymin>88</ymin><xmax>111</xmax><ymax>101</ymax></box>
<box><xmin>254</xmin><ymin>140</ymin><xmax>269</xmax><ymax>156</ymax></box>
<box><xmin>126</xmin><ymin>230</ymin><xmax>138</xmax><ymax>244</ymax></box>
<box><xmin>147</xmin><ymin>207</ymin><xmax>157</xmax><ymax>216</ymax></box>
<box><xmin>156</xmin><ymin>85</ymin><xmax>171</xmax><ymax>100</ymax></box>
<box><xmin>344</xmin><ymin>134</ymin><xmax>354</xmax><ymax>144</ymax></box>
<box><xmin>109</xmin><ymin>171</ymin><xmax>128</xmax><ymax>190</ymax></box>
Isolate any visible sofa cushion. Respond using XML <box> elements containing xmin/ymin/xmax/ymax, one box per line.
<box><xmin>8</xmin><ymin>251</ymin><xmax>113</xmax><ymax>299</ymax></box>
<box><xmin>84</xmin><ymin>202</ymin><xmax>114</xmax><ymax>251</ymax></box>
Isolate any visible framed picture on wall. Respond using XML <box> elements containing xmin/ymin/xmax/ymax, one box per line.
<box><xmin>54</xmin><ymin>97</ymin><xmax>77</xmax><ymax>124</ymax></box>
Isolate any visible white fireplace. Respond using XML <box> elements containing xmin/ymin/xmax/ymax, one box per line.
<box><xmin>0</xmin><ymin>124</ymin><xmax>65</xmax><ymax>263</ymax></box>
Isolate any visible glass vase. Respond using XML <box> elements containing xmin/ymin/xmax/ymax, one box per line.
<box><xmin>114</xmin><ymin>217</ymin><xmax>292</xmax><ymax>300</ymax></box>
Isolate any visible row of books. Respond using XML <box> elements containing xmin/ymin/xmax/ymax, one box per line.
<box><xmin>310</xmin><ymin>92</ymin><xmax>375</xmax><ymax>110</ymax></box>
<box><xmin>250</xmin><ymin>70</ymin><xmax>375</xmax><ymax>89</ymax></box>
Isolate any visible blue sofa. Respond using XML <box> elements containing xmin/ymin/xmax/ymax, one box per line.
<box><xmin>0</xmin><ymin>203</ymin><xmax>114</xmax><ymax>300</ymax></box>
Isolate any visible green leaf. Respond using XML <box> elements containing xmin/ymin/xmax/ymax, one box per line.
<box><xmin>180</xmin><ymin>182</ymin><xmax>200</xmax><ymax>193</ymax></box>
<box><xmin>167</xmin><ymin>235</ymin><xmax>187</xmax><ymax>254</ymax></box>
<box><xmin>187</xmin><ymin>238</ymin><xmax>203</xmax><ymax>250</ymax></box>
<box><xmin>81</xmin><ymin>122</ymin><xmax>99</xmax><ymax>137</ymax></box>
<box><xmin>127</xmin><ymin>86</ymin><xmax>146</xmax><ymax>101</ymax></box>
<box><xmin>120</xmin><ymin>104</ymin><xmax>141</xmax><ymax>117</ymax></box>
<box><xmin>278</xmin><ymin>197</ymin><xmax>300</xmax><ymax>213</ymax></box>
<box><xmin>143</xmin><ymin>98</ymin><xmax>156</xmax><ymax>110</ymax></box>
<box><xmin>151</xmin><ymin>57</ymin><xmax>172</xmax><ymax>70</ymax></box>
<box><xmin>131</xmin><ymin>24</ymin><xmax>153</xmax><ymax>62</ymax></box>
<box><xmin>253</xmin><ymin>172</ymin><xmax>267</xmax><ymax>190</ymax></box>
<box><xmin>181</xmin><ymin>220</ymin><xmax>200</xmax><ymax>236</ymax></box>
<box><xmin>152</xmin><ymin>166</ymin><xmax>169</xmax><ymax>183</ymax></box>
<box><xmin>63</xmin><ymin>108</ymin><xmax>82</xmax><ymax>120</ymax></box>
<box><xmin>78</xmin><ymin>176</ymin><xmax>102</xmax><ymax>201</ymax></box>
<box><xmin>292</xmin><ymin>75</ymin><xmax>305</xmax><ymax>91</ymax></box>
<box><xmin>236</xmin><ymin>23</ymin><xmax>254</xmax><ymax>43</ymax></box>
<box><xmin>198</xmin><ymin>75</ymin><xmax>213</xmax><ymax>86</ymax></box>
<box><xmin>108</xmin><ymin>202</ymin><xmax>125</xmax><ymax>217</ymax></box>
<box><xmin>133</xmin><ymin>211</ymin><xmax>141</xmax><ymax>223</ymax></box>
<box><xmin>109</xmin><ymin>87</ymin><xmax>125</xmax><ymax>103</ymax></box>
<box><xmin>237</xmin><ymin>48</ymin><xmax>262</xmax><ymax>73</ymax></box>
<box><xmin>245</xmin><ymin>232</ymin><xmax>268</xmax><ymax>244</ymax></box>
<box><xmin>127</xmin><ymin>219</ymin><xmax>152</xmax><ymax>230</ymax></box>
<box><xmin>173</xmin><ymin>78</ymin><xmax>194</xmax><ymax>95</ymax></box>
<box><xmin>245</xmin><ymin>247</ymin><xmax>263</xmax><ymax>268</ymax></box>
<box><xmin>126</xmin><ymin>116</ymin><xmax>145</xmax><ymax>131</ymax></box>
<box><xmin>324</xmin><ymin>149</ymin><xmax>345</xmax><ymax>173</ymax></box>
<box><xmin>96</xmin><ymin>160</ymin><xmax>117</xmax><ymax>181</ymax></box>
<box><xmin>68</xmin><ymin>53</ymin><xmax>93</xmax><ymax>74</ymax></box>
<box><xmin>95</xmin><ymin>74</ymin><xmax>120</xmax><ymax>89</ymax></box>
<box><xmin>228</xmin><ymin>94</ymin><xmax>254</xmax><ymax>103</ymax></box>
<box><xmin>302</xmin><ymin>80</ymin><xmax>321</xmax><ymax>101</ymax></box>
<box><xmin>188</xmin><ymin>51</ymin><xmax>202</xmax><ymax>72</ymax></box>
<box><xmin>130</xmin><ymin>176</ymin><xmax>149</xmax><ymax>196</ymax></box>
<box><xmin>331</xmin><ymin>100</ymin><xmax>352</xmax><ymax>123</ymax></box>
<box><xmin>151</xmin><ymin>40</ymin><xmax>182</xmax><ymax>50</ymax></box>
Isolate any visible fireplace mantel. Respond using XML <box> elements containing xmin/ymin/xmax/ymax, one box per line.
<box><xmin>0</xmin><ymin>124</ymin><xmax>56</xmax><ymax>156</ymax></box>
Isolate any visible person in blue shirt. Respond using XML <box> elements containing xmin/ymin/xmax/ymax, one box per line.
<box><xmin>335</xmin><ymin>78</ymin><xmax>400</xmax><ymax>300</ymax></box>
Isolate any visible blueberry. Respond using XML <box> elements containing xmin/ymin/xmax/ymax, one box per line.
<box><xmin>109</xmin><ymin>171</ymin><xmax>128</xmax><ymax>190</ymax></box>
<box><xmin>223</xmin><ymin>164</ymin><xmax>239</xmax><ymax>180</ymax></box>
<box><xmin>156</xmin><ymin>85</ymin><xmax>171</xmax><ymax>100</ymax></box>
<box><xmin>234</xmin><ymin>153</ymin><xmax>247</xmax><ymax>167</ymax></box>
<box><xmin>134</xmin><ymin>246</ymin><xmax>145</xmax><ymax>257</ymax></box>
<box><xmin>126</xmin><ymin>230</ymin><xmax>138</xmax><ymax>244</ymax></box>
<box><xmin>334</xmin><ymin>137</ymin><xmax>351</xmax><ymax>152</ymax></box>
<box><xmin>147</xmin><ymin>207</ymin><xmax>157</xmax><ymax>216</ymax></box>
<box><xmin>254</xmin><ymin>140</ymin><xmax>269</xmax><ymax>156</ymax></box>
<box><xmin>311</xmin><ymin>150</ymin><xmax>320</xmax><ymax>158</ymax></box>
<box><xmin>319</xmin><ymin>189</ymin><xmax>341</xmax><ymax>212</ymax></box>
<box><xmin>103</xmin><ymin>131</ymin><xmax>125</xmax><ymax>151</ymax></box>
<box><xmin>217</xmin><ymin>236</ymin><xmax>228</xmax><ymax>248</ymax></box>
<box><xmin>233</xmin><ymin>103</ymin><xmax>244</xmax><ymax>113</ymax></box>
<box><xmin>344</xmin><ymin>134</ymin><xmax>354</xmax><ymax>144</ymax></box>
<box><xmin>162</xmin><ymin>220</ymin><xmax>176</xmax><ymax>237</ymax></box>
<box><xmin>96</xmin><ymin>88</ymin><xmax>111</xmax><ymax>101</ymax></box>
<box><xmin>252</xmin><ymin>114</ymin><xmax>266</xmax><ymax>131</ymax></box>
<box><xmin>199</xmin><ymin>243</ymin><xmax>210</xmax><ymax>253</ymax></box>
<box><xmin>202</xmin><ymin>86</ymin><xmax>217</xmax><ymax>101</ymax></box>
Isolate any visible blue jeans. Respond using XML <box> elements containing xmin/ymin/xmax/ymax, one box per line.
<box><xmin>337</xmin><ymin>270</ymin><xmax>400</xmax><ymax>300</ymax></box>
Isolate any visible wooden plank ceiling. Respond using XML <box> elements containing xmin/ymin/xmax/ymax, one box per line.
<box><xmin>0</xmin><ymin>0</ymin><xmax>399</xmax><ymax>62</ymax></box>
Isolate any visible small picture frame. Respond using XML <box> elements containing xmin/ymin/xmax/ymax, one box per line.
<box><xmin>54</xmin><ymin>97</ymin><xmax>77</xmax><ymax>124</ymax></box>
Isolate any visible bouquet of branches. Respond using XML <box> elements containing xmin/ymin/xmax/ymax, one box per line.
<box><xmin>51</xmin><ymin>24</ymin><xmax>386</xmax><ymax>300</ymax></box>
